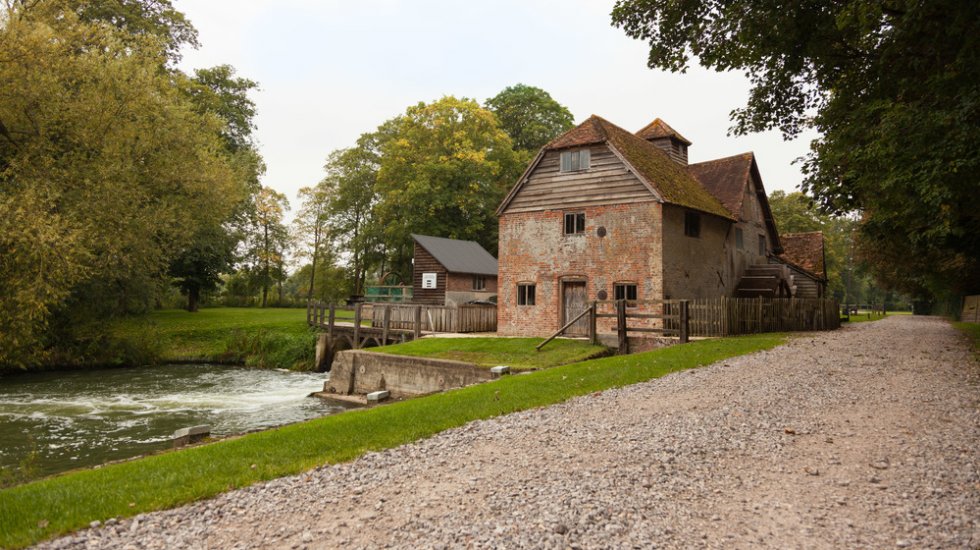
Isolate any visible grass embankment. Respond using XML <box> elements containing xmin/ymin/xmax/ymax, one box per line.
<box><xmin>0</xmin><ymin>333</ymin><xmax>785</xmax><ymax>548</ymax></box>
<box><xmin>841</xmin><ymin>310</ymin><xmax>895</xmax><ymax>323</ymax></box>
<box><xmin>952</xmin><ymin>321</ymin><xmax>980</xmax><ymax>357</ymax></box>
<box><xmin>375</xmin><ymin>337</ymin><xmax>607</xmax><ymax>371</ymax></box>
<box><xmin>113</xmin><ymin>308</ymin><xmax>355</xmax><ymax>370</ymax></box>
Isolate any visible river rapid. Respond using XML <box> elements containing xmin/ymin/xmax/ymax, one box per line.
<box><xmin>0</xmin><ymin>364</ymin><xmax>354</xmax><ymax>479</ymax></box>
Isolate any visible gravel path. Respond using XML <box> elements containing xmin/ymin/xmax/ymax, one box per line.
<box><xmin>40</xmin><ymin>315</ymin><xmax>980</xmax><ymax>549</ymax></box>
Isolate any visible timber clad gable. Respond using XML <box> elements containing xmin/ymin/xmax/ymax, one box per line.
<box><xmin>505</xmin><ymin>146</ymin><xmax>655</xmax><ymax>213</ymax></box>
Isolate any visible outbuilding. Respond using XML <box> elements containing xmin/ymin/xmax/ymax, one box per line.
<box><xmin>411</xmin><ymin>234</ymin><xmax>498</xmax><ymax>306</ymax></box>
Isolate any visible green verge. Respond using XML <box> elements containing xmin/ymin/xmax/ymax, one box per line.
<box><xmin>0</xmin><ymin>333</ymin><xmax>785</xmax><ymax>548</ymax></box>
<box><xmin>370</xmin><ymin>337</ymin><xmax>608</xmax><ymax>371</ymax></box>
<box><xmin>952</xmin><ymin>321</ymin><xmax>980</xmax><ymax>357</ymax></box>
<box><xmin>110</xmin><ymin>308</ymin><xmax>357</xmax><ymax>370</ymax></box>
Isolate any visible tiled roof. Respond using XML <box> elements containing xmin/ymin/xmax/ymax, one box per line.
<box><xmin>688</xmin><ymin>153</ymin><xmax>754</xmax><ymax>216</ymax></box>
<box><xmin>778</xmin><ymin>232</ymin><xmax>826</xmax><ymax>280</ymax></box>
<box><xmin>412</xmin><ymin>234</ymin><xmax>498</xmax><ymax>276</ymax></box>
<box><xmin>635</xmin><ymin>118</ymin><xmax>692</xmax><ymax>145</ymax></box>
<box><xmin>539</xmin><ymin>116</ymin><xmax>733</xmax><ymax>219</ymax></box>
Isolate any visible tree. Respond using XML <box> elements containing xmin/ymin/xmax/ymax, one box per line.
<box><xmin>0</xmin><ymin>1</ymin><xmax>242</xmax><ymax>368</ymax></box>
<box><xmin>611</xmin><ymin>0</ymin><xmax>980</xmax><ymax>302</ymax></box>
<box><xmin>73</xmin><ymin>0</ymin><xmax>199</xmax><ymax>62</ymax></box>
<box><xmin>321</xmin><ymin>139</ymin><xmax>385</xmax><ymax>297</ymax></box>
<box><xmin>170</xmin><ymin>64</ymin><xmax>264</xmax><ymax>311</ymax></box>
<box><xmin>243</xmin><ymin>187</ymin><xmax>290</xmax><ymax>308</ymax></box>
<box><xmin>373</xmin><ymin>96</ymin><xmax>523</xmax><ymax>280</ymax></box>
<box><xmin>293</xmin><ymin>185</ymin><xmax>331</xmax><ymax>299</ymax></box>
<box><xmin>485</xmin><ymin>84</ymin><xmax>575</xmax><ymax>153</ymax></box>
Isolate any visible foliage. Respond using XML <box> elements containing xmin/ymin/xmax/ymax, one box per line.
<box><xmin>374</xmin><ymin>96</ymin><xmax>523</xmax><ymax>280</ymax></box>
<box><xmin>0</xmin><ymin>333</ymin><xmax>785</xmax><ymax>548</ymax></box>
<box><xmin>292</xmin><ymin>185</ymin><xmax>332</xmax><ymax>299</ymax></box>
<box><xmin>611</xmin><ymin>0</ymin><xmax>980</xmax><ymax>302</ymax></box>
<box><xmin>320</xmin><ymin>142</ymin><xmax>384</xmax><ymax>297</ymax></box>
<box><xmin>0</xmin><ymin>1</ymin><xmax>244</xmax><ymax>368</ymax></box>
<box><xmin>485</xmin><ymin>83</ymin><xmax>575</xmax><ymax>152</ymax></box>
<box><xmin>72</xmin><ymin>0</ymin><xmax>199</xmax><ymax>62</ymax></box>
<box><xmin>240</xmin><ymin>187</ymin><xmax>290</xmax><ymax>307</ymax></box>
<box><xmin>374</xmin><ymin>337</ymin><xmax>608</xmax><ymax>371</ymax></box>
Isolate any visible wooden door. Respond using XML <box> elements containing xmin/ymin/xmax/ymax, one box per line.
<box><xmin>562</xmin><ymin>281</ymin><xmax>589</xmax><ymax>337</ymax></box>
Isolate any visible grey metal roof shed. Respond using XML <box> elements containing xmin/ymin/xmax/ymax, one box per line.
<box><xmin>411</xmin><ymin>234</ymin><xmax>498</xmax><ymax>276</ymax></box>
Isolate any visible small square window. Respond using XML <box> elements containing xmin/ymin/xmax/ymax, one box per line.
<box><xmin>559</xmin><ymin>148</ymin><xmax>591</xmax><ymax>172</ymax></box>
<box><xmin>614</xmin><ymin>283</ymin><xmax>637</xmax><ymax>304</ymax></box>
<box><xmin>758</xmin><ymin>234</ymin><xmax>766</xmax><ymax>256</ymax></box>
<box><xmin>517</xmin><ymin>283</ymin><xmax>536</xmax><ymax>306</ymax></box>
<box><xmin>473</xmin><ymin>276</ymin><xmax>486</xmax><ymax>291</ymax></box>
<box><xmin>735</xmin><ymin>227</ymin><xmax>744</xmax><ymax>250</ymax></box>
<box><xmin>564</xmin><ymin>212</ymin><xmax>585</xmax><ymax>235</ymax></box>
<box><xmin>684</xmin><ymin>211</ymin><xmax>701</xmax><ymax>238</ymax></box>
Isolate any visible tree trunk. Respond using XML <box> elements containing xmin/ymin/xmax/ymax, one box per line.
<box><xmin>187</xmin><ymin>286</ymin><xmax>200</xmax><ymax>312</ymax></box>
<box><xmin>261</xmin><ymin>223</ymin><xmax>270</xmax><ymax>308</ymax></box>
<box><xmin>308</xmin><ymin>230</ymin><xmax>319</xmax><ymax>300</ymax></box>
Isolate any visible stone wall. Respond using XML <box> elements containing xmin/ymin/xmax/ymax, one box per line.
<box><xmin>497</xmin><ymin>201</ymin><xmax>663</xmax><ymax>337</ymax></box>
<box><xmin>324</xmin><ymin>350</ymin><xmax>493</xmax><ymax>398</ymax></box>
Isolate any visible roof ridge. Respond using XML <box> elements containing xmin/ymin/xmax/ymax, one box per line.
<box><xmin>635</xmin><ymin>117</ymin><xmax>692</xmax><ymax>145</ymax></box>
<box><xmin>688</xmin><ymin>152</ymin><xmax>755</xmax><ymax>167</ymax></box>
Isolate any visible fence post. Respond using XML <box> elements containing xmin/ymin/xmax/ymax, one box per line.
<box><xmin>616</xmin><ymin>299</ymin><xmax>629</xmax><ymax>354</ymax></box>
<box><xmin>414</xmin><ymin>305</ymin><xmax>423</xmax><ymax>340</ymax></box>
<box><xmin>382</xmin><ymin>305</ymin><xmax>391</xmax><ymax>344</ymax></box>
<box><xmin>306</xmin><ymin>300</ymin><xmax>312</xmax><ymax>326</ymax></box>
<box><xmin>590</xmin><ymin>301</ymin><xmax>598</xmax><ymax>346</ymax></box>
<box><xmin>353</xmin><ymin>303</ymin><xmax>362</xmax><ymax>348</ymax></box>
<box><xmin>327</xmin><ymin>305</ymin><xmax>336</xmax><ymax>338</ymax></box>
<box><xmin>679</xmin><ymin>300</ymin><xmax>689</xmax><ymax>344</ymax></box>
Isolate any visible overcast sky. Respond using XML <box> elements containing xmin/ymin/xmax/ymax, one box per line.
<box><xmin>173</xmin><ymin>0</ymin><xmax>819</xmax><ymax>214</ymax></box>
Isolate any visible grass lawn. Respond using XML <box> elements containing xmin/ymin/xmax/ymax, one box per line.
<box><xmin>111</xmin><ymin>307</ymin><xmax>357</xmax><ymax>370</ymax></box>
<box><xmin>952</xmin><ymin>321</ymin><xmax>980</xmax><ymax>357</ymax></box>
<box><xmin>372</xmin><ymin>337</ymin><xmax>607</xmax><ymax>371</ymax></box>
<box><xmin>841</xmin><ymin>311</ymin><xmax>891</xmax><ymax>323</ymax></box>
<box><xmin>0</xmin><ymin>332</ymin><xmax>786</xmax><ymax>548</ymax></box>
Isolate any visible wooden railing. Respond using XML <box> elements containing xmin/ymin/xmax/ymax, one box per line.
<box><xmin>307</xmin><ymin>301</ymin><xmax>497</xmax><ymax>335</ymax></box>
<box><xmin>677</xmin><ymin>297</ymin><xmax>840</xmax><ymax>337</ymax></box>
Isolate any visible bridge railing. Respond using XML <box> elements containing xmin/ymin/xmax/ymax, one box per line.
<box><xmin>307</xmin><ymin>301</ymin><xmax>497</xmax><ymax>335</ymax></box>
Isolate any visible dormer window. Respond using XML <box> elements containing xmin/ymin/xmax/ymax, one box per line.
<box><xmin>559</xmin><ymin>149</ymin><xmax>590</xmax><ymax>172</ymax></box>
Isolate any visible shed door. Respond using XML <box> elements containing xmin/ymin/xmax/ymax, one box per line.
<box><xmin>562</xmin><ymin>281</ymin><xmax>589</xmax><ymax>337</ymax></box>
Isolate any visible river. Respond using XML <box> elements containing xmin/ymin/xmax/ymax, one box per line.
<box><xmin>0</xmin><ymin>364</ymin><xmax>356</xmax><ymax>480</ymax></box>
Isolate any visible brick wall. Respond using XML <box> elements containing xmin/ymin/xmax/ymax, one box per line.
<box><xmin>497</xmin><ymin>201</ymin><xmax>663</xmax><ymax>337</ymax></box>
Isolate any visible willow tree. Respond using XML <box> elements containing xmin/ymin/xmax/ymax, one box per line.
<box><xmin>0</xmin><ymin>1</ymin><xmax>243</xmax><ymax>368</ymax></box>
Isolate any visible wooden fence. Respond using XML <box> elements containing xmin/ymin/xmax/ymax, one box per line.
<box><xmin>367</xmin><ymin>303</ymin><xmax>497</xmax><ymax>333</ymax></box>
<box><xmin>668</xmin><ymin>297</ymin><xmax>840</xmax><ymax>337</ymax></box>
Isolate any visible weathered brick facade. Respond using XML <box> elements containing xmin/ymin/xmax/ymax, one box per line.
<box><xmin>497</xmin><ymin>202</ymin><xmax>664</xmax><ymax>336</ymax></box>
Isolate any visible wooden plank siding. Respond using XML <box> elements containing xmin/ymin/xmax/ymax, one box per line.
<box><xmin>412</xmin><ymin>243</ymin><xmax>447</xmax><ymax>305</ymax></box>
<box><xmin>506</xmin><ymin>145</ymin><xmax>655</xmax><ymax>213</ymax></box>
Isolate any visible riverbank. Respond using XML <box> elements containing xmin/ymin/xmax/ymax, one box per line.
<box><xmin>36</xmin><ymin>316</ymin><xmax>980</xmax><ymax>549</ymax></box>
<box><xmin>0</xmin><ymin>333</ymin><xmax>785</xmax><ymax>548</ymax></box>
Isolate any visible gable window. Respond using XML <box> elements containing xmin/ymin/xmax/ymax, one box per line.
<box><xmin>614</xmin><ymin>283</ymin><xmax>638</xmax><ymax>305</ymax></box>
<box><xmin>473</xmin><ymin>276</ymin><xmax>486</xmax><ymax>291</ymax></box>
<box><xmin>735</xmin><ymin>227</ymin><xmax>744</xmax><ymax>250</ymax></box>
<box><xmin>517</xmin><ymin>283</ymin><xmax>536</xmax><ymax>306</ymax></box>
<box><xmin>564</xmin><ymin>212</ymin><xmax>585</xmax><ymax>235</ymax></box>
<box><xmin>758</xmin><ymin>234</ymin><xmax>767</xmax><ymax>256</ymax></box>
<box><xmin>559</xmin><ymin>149</ymin><xmax>591</xmax><ymax>172</ymax></box>
<box><xmin>684</xmin><ymin>211</ymin><xmax>701</xmax><ymax>238</ymax></box>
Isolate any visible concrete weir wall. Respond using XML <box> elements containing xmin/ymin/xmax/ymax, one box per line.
<box><xmin>324</xmin><ymin>351</ymin><xmax>493</xmax><ymax>398</ymax></box>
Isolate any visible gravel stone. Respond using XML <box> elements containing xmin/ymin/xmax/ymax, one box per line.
<box><xmin>35</xmin><ymin>316</ymin><xmax>980</xmax><ymax>549</ymax></box>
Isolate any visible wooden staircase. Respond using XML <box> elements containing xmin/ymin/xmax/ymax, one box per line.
<box><xmin>734</xmin><ymin>264</ymin><xmax>796</xmax><ymax>298</ymax></box>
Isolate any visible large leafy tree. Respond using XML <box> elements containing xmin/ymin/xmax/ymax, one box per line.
<box><xmin>0</xmin><ymin>1</ymin><xmax>243</xmax><ymax>368</ymax></box>
<box><xmin>374</xmin><ymin>96</ymin><xmax>523</xmax><ymax>280</ymax></box>
<box><xmin>612</xmin><ymin>0</ymin><xmax>980</xmax><ymax>301</ymax></box>
<box><xmin>242</xmin><ymin>187</ymin><xmax>290</xmax><ymax>308</ymax></box>
<box><xmin>170</xmin><ymin>65</ymin><xmax>264</xmax><ymax>311</ymax></box>
<box><xmin>485</xmin><ymin>84</ymin><xmax>575</xmax><ymax>153</ymax></box>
